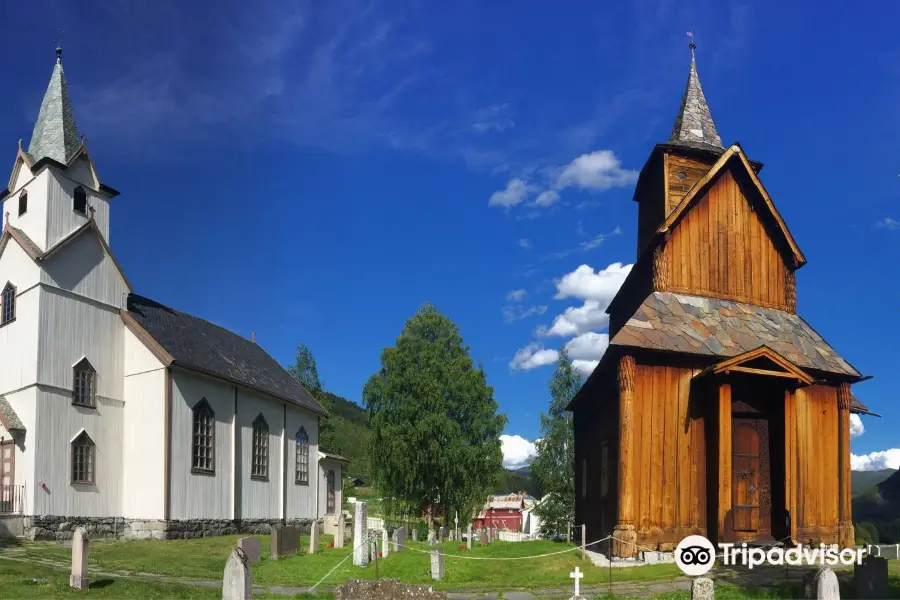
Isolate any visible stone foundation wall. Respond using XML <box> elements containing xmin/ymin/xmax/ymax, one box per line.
<box><xmin>24</xmin><ymin>516</ymin><xmax>315</xmax><ymax>541</ymax></box>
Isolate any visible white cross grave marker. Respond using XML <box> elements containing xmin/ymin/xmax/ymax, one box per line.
<box><xmin>455</xmin><ymin>511</ymin><xmax>459</xmax><ymax>541</ymax></box>
<box><xmin>569</xmin><ymin>566</ymin><xmax>584</xmax><ymax>599</ymax></box>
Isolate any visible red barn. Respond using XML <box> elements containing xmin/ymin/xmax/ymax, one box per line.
<box><xmin>472</xmin><ymin>494</ymin><xmax>526</xmax><ymax>531</ymax></box>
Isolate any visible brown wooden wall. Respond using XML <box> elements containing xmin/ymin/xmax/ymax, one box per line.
<box><xmin>630</xmin><ymin>363</ymin><xmax>707</xmax><ymax>546</ymax></box>
<box><xmin>786</xmin><ymin>384</ymin><xmax>840</xmax><ymax>543</ymax></box>
<box><xmin>636</xmin><ymin>153</ymin><xmax>665</xmax><ymax>255</ymax></box>
<box><xmin>574</xmin><ymin>371</ymin><xmax>617</xmax><ymax>542</ymax></box>
<box><xmin>663</xmin><ymin>167</ymin><xmax>793</xmax><ymax>311</ymax></box>
<box><xmin>665</xmin><ymin>153</ymin><xmax>715</xmax><ymax>214</ymax></box>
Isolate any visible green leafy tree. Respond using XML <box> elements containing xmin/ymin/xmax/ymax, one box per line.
<box><xmin>363</xmin><ymin>304</ymin><xmax>507</xmax><ymax>533</ymax></box>
<box><xmin>287</xmin><ymin>344</ymin><xmax>336</xmax><ymax>451</ymax></box>
<box><xmin>531</xmin><ymin>347</ymin><xmax>582</xmax><ymax>537</ymax></box>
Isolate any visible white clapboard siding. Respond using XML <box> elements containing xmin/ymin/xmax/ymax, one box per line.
<box><xmin>2</xmin><ymin>387</ymin><xmax>37</xmax><ymax>514</ymax></box>
<box><xmin>237</xmin><ymin>389</ymin><xmax>283</xmax><ymax>520</ymax></box>
<box><xmin>284</xmin><ymin>405</ymin><xmax>318</xmax><ymax>520</ymax></box>
<box><xmin>122</xmin><ymin>327</ymin><xmax>166</xmax><ymax>519</ymax></box>
<box><xmin>5</xmin><ymin>170</ymin><xmax>50</xmax><ymax>249</ymax></box>
<box><xmin>33</xmin><ymin>388</ymin><xmax>124</xmax><ymax>517</ymax></box>
<box><xmin>45</xmin><ymin>167</ymin><xmax>112</xmax><ymax>249</ymax></box>
<box><xmin>36</xmin><ymin>288</ymin><xmax>125</xmax><ymax>401</ymax></box>
<box><xmin>0</xmin><ymin>290</ymin><xmax>40</xmax><ymax>393</ymax></box>
<box><xmin>40</xmin><ymin>232</ymin><xmax>129</xmax><ymax>309</ymax></box>
<box><xmin>169</xmin><ymin>370</ymin><xmax>233</xmax><ymax>520</ymax></box>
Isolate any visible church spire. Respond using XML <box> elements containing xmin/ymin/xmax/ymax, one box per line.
<box><xmin>668</xmin><ymin>37</ymin><xmax>723</xmax><ymax>150</ymax></box>
<box><xmin>27</xmin><ymin>46</ymin><xmax>81</xmax><ymax>164</ymax></box>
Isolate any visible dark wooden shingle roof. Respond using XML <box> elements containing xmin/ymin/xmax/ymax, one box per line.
<box><xmin>611</xmin><ymin>292</ymin><xmax>860</xmax><ymax>377</ymax></box>
<box><xmin>126</xmin><ymin>294</ymin><xmax>326</xmax><ymax>416</ymax></box>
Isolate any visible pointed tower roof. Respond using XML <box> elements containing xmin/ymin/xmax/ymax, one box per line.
<box><xmin>668</xmin><ymin>42</ymin><xmax>723</xmax><ymax>151</ymax></box>
<box><xmin>27</xmin><ymin>47</ymin><xmax>81</xmax><ymax>165</ymax></box>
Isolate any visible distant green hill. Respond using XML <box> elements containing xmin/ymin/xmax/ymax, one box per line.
<box><xmin>319</xmin><ymin>392</ymin><xmax>371</xmax><ymax>482</ymax></box>
<box><xmin>495</xmin><ymin>468</ymin><xmax>535</xmax><ymax>496</ymax></box>
<box><xmin>853</xmin><ymin>469</ymin><xmax>900</xmax><ymax>544</ymax></box>
<box><xmin>852</xmin><ymin>469</ymin><xmax>897</xmax><ymax>496</ymax></box>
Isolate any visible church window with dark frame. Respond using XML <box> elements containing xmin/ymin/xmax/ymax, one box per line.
<box><xmin>71</xmin><ymin>431</ymin><xmax>95</xmax><ymax>484</ymax></box>
<box><xmin>1</xmin><ymin>282</ymin><xmax>15</xmax><ymax>326</ymax></box>
<box><xmin>251</xmin><ymin>414</ymin><xmax>269</xmax><ymax>480</ymax></box>
<box><xmin>295</xmin><ymin>426</ymin><xmax>309</xmax><ymax>485</ymax></box>
<box><xmin>73</xmin><ymin>185</ymin><xmax>87</xmax><ymax>215</ymax></box>
<box><xmin>18</xmin><ymin>191</ymin><xmax>27</xmax><ymax>216</ymax></box>
<box><xmin>191</xmin><ymin>399</ymin><xmax>215</xmax><ymax>473</ymax></box>
<box><xmin>72</xmin><ymin>358</ymin><xmax>96</xmax><ymax>407</ymax></box>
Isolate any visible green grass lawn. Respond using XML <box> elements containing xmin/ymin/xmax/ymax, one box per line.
<box><xmin>3</xmin><ymin>535</ymin><xmax>681</xmax><ymax>591</ymax></box>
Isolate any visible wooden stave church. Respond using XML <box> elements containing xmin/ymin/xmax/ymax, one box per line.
<box><xmin>568</xmin><ymin>45</ymin><xmax>877</xmax><ymax>557</ymax></box>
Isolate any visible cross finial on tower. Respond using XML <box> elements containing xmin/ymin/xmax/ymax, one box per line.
<box><xmin>687</xmin><ymin>30</ymin><xmax>696</xmax><ymax>55</ymax></box>
<box><xmin>88</xmin><ymin>205</ymin><xmax>96</xmax><ymax>221</ymax></box>
<box><xmin>54</xmin><ymin>30</ymin><xmax>64</xmax><ymax>63</ymax></box>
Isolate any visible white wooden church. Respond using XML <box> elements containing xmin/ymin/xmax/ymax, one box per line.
<box><xmin>0</xmin><ymin>50</ymin><xmax>345</xmax><ymax>540</ymax></box>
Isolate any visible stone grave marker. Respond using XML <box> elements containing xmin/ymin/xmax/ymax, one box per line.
<box><xmin>222</xmin><ymin>547</ymin><xmax>251</xmax><ymax>600</ymax></box>
<box><xmin>237</xmin><ymin>537</ymin><xmax>261</xmax><ymax>565</ymax></box>
<box><xmin>430</xmin><ymin>548</ymin><xmax>445</xmax><ymax>581</ymax></box>
<box><xmin>353</xmin><ymin>502</ymin><xmax>369</xmax><ymax>567</ymax></box>
<box><xmin>691</xmin><ymin>577</ymin><xmax>715</xmax><ymax>600</ymax></box>
<box><xmin>568</xmin><ymin>566</ymin><xmax>585</xmax><ymax>600</ymax></box>
<box><xmin>69</xmin><ymin>527</ymin><xmax>89</xmax><ymax>590</ymax></box>
<box><xmin>854</xmin><ymin>555</ymin><xmax>889</xmax><ymax>599</ymax></box>
<box><xmin>467</xmin><ymin>525</ymin><xmax>472</xmax><ymax>550</ymax></box>
<box><xmin>481</xmin><ymin>531</ymin><xmax>489</xmax><ymax>545</ymax></box>
<box><xmin>427</xmin><ymin>529</ymin><xmax>436</xmax><ymax>546</ymax></box>
<box><xmin>412</xmin><ymin>527</ymin><xmax>418</xmax><ymax>542</ymax></box>
<box><xmin>309</xmin><ymin>521</ymin><xmax>320</xmax><ymax>554</ymax></box>
<box><xmin>803</xmin><ymin>567</ymin><xmax>840</xmax><ymax>600</ymax></box>
<box><xmin>381</xmin><ymin>529</ymin><xmax>390</xmax><ymax>558</ymax></box>
<box><xmin>392</xmin><ymin>526</ymin><xmax>405</xmax><ymax>552</ymax></box>
<box><xmin>335</xmin><ymin>513</ymin><xmax>345</xmax><ymax>549</ymax></box>
<box><xmin>438</xmin><ymin>526</ymin><xmax>444</xmax><ymax>542</ymax></box>
<box><xmin>270</xmin><ymin>524</ymin><xmax>299</xmax><ymax>560</ymax></box>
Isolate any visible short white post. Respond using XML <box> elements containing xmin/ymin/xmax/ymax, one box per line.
<box><xmin>581</xmin><ymin>524</ymin><xmax>586</xmax><ymax>560</ymax></box>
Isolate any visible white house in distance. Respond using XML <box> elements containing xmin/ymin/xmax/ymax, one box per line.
<box><xmin>0</xmin><ymin>49</ymin><xmax>344</xmax><ymax>540</ymax></box>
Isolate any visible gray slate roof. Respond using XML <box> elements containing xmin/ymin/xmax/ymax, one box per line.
<box><xmin>669</xmin><ymin>51</ymin><xmax>723</xmax><ymax>151</ymax></box>
<box><xmin>0</xmin><ymin>396</ymin><xmax>25</xmax><ymax>433</ymax></box>
<box><xmin>28</xmin><ymin>58</ymin><xmax>81</xmax><ymax>165</ymax></box>
<box><xmin>611</xmin><ymin>292</ymin><xmax>859</xmax><ymax>377</ymax></box>
<box><xmin>126</xmin><ymin>294</ymin><xmax>327</xmax><ymax>416</ymax></box>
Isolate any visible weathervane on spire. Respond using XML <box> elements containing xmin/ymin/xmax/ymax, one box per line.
<box><xmin>687</xmin><ymin>29</ymin><xmax>696</xmax><ymax>54</ymax></box>
<box><xmin>53</xmin><ymin>30</ymin><xmax>64</xmax><ymax>63</ymax></box>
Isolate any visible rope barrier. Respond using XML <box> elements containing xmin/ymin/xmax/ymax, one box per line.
<box><xmin>387</xmin><ymin>535</ymin><xmax>613</xmax><ymax>561</ymax></box>
<box><xmin>308</xmin><ymin>535</ymin><xmax>376</xmax><ymax>592</ymax></box>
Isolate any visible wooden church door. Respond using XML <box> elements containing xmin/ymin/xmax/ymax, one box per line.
<box><xmin>731</xmin><ymin>418</ymin><xmax>772</xmax><ymax>539</ymax></box>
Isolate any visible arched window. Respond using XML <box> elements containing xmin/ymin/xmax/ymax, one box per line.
<box><xmin>18</xmin><ymin>191</ymin><xmax>27</xmax><ymax>216</ymax></box>
<box><xmin>251</xmin><ymin>414</ymin><xmax>269</xmax><ymax>480</ymax></box>
<box><xmin>191</xmin><ymin>399</ymin><xmax>215</xmax><ymax>473</ymax></box>
<box><xmin>73</xmin><ymin>186</ymin><xmax>87</xmax><ymax>215</ymax></box>
<box><xmin>295</xmin><ymin>426</ymin><xmax>309</xmax><ymax>485</ymax></box>
<box><xmin>72</xmin><ymin>358</ymin><xmax>96</xmax><ymax>407</ymax></box>
<box><xmin>1</xmin><ymin>283</ymin><xmax>15</xmax><ymax>325</ymax></box>
<box><xmin>71</xmin><ymin>431</ymin><xmax>95</xmax><ymax>484</ymax></box>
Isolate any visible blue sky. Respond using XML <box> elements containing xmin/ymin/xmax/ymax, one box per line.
<box><xmin>1</xmin><ymin>0</ymin><xmax>897</xmax><ymax>470</ymax></box>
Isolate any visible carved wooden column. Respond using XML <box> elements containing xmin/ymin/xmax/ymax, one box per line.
<box><xmin>716</xmin><ymin>380</ymin><xmax>732</xmax><ymax>545</ymax></box>
<box><xmin>613</xmin><ymin>354</ymin><xmax>637</xmax><ymax>558</ymax></box>
<box><xmin>785</xmin><ymin>271</ymin><xmax>797</xmax><ymax>312</ymax></box>
<box><xmin>783</xmin><ymin>387</ymin><xmax>797</xmax><ymax>542</ymax></box>
<box><xmin>837</xmin><ymin>382</ymin><xmax>854</xmax><ymax>549</ymax></box>
<box><xmin>652</xmin><ymin>242</ymin><xmax>668</xmax><ymax>291</ymax></box>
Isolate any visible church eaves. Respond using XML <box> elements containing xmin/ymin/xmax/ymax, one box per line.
<box><xmin>668</xmin><ymin>44</ymin><xmax>723</xmax><ymax>151</ymax></box>
<box><xmin>27</xmin><ymin>48</ymin><xmax>81</xmax><ymax>165</ymax></box>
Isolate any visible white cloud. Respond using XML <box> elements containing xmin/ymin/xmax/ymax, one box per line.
<box><xmin>851</xmin><ymin>449</ymin><xmax>900</xmax><ymax>471</ymax></box>
<box><xmin>850</xmin><ymin>414</ymin><xmax>864</xmax><ymax>439</ymax></box>
<box><xmin>489</xmin><ymin>178</ymin><xmax>533</xmax><ymax>207</ymax></box>
<box><xmin>565</xmin><ymin>332</ymin><xmax>610</xmax><ymax>361</ymax></box>
<box><xmin>473</xmin><ymin>104</ymin><xmax>515</xmax><ymax>134</ymax></box>
<box><xmin>503</xmin><ymin>305</ymin><xmax>547</xmax><ymax>323</ymax></box>
<box><xmin>506</xmin><ymin>289</ymin><xmax>528</xmax><ymax>302</ymax></box>
<box><xmin>509</xmin><ymin>343</ymin><xmax>559</xmax><ymax>371</ymax></box>
<box><xmin>556</xmin><ymin>150</ymin><xmax>638</xmax><ymax>191</ymax></box>
<box><xmin>518</xmin><ymin>238</ymin><xmax>532</xmax><ymax>249</ymax></box>
<box><xmin>572</xmin><ymin>359</ymin><xmax>599</xmax><ymax>375</ymax></box>
<box><xmin>539</xmin><ymin>300</ymin><xmax>609</xmax><ymax>337</ymax></box>
<box><xmin>554</xmin><ymin>262</ymin><xmax>633</xmax><ymax>302</ymax></box>
<box><xmin>534</xmin><ymin>190</ymin><xmax>560</xmax><ymax>207</ymax></box>
<box><xmin>501</xmin><ymin>434</ymin><xmax>538</xmax><ymax>469</ymax></box>
<box><xmin>877</xmin><ymin>217</ymin><xmax>900</xmax><ymax>230</ymax></box>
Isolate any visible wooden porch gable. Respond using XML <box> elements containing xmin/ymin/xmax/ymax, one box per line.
<box><xmin>696</xmin><ymin>346</ymin><xmax>814</xmax><ymax>385</ymax></box>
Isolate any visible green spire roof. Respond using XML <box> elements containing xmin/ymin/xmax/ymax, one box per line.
<box><xmin>27</xmin><ymin>51</ymin><xmax>81</xmax><ymax>164</ymax></box>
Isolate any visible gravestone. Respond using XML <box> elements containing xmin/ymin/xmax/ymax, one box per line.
<box><xmin>438</xmin><ymin>526</ymin><xmax>444</xmax><ymax>542</ymax></box>
<box><xmin>382</xmin><ymin>529</ymin><xmax>390</xmax><ymax>558</ymax></box>
<box><xmin>691</xmin><ymin>577</ymin><xmax>715</xmax><ymax>600</ymax></box>
<box><xmin>353</xmin><ymin>502</ymin><xmax>369</xmax><ymax>567</ymax></box>
<box><xmin>335</xmin><ymin>513</ymin><xmax>345</xmax><ymax>549</ymax></box>
<box><xmin>427</xmin><ymin>529</ymin><xmax>436</xmax><ymax>546</ymax></box>
<box><xmin>467</xmin><ymin>525</ymin><xmax>472</xmax><ymax>550</ymax></box>
<box><xmin>568</xmin><ymin>566</ymin><xmax>585</xmax><ymax>600</ymax></box>
<box><xmin>392</xmin><ymin>526</ymin><xmax>406</xmax><ymax>552</ymax></box>
<box><xmin>309</xmin><ymin>521</ymin><xmax>320</xmax><ymax>554</ymax></box>
<box><xmin>237</xmin><ymin>537</ymin><xmax>261</xmax><ymax>565</ymax></box>
<box><xmin>222</xmin><ymin>547</ymin><xmax>252</xmax><ymax>600</ymax></box>
<box><xmin>430</xmin><ymin>548</ymin><xmax>445</xmax><ymax>581</ymax></box>
<box><xmin>854</xmin><ymin>555</ymin><xmax>889</xmax><ymax>599</ymax></box>
<box><xmin>69</xmin><ymin>527</ymin><xmax>89</xmax><ymax>590</ymax></box>
<box><xmin>481</xmin><ymin>531</ymin><xmax>489</xmax><ymax>545</ymax></box>
<box><xmin>270</xmin><ymin>524</ymin><xmax>299</xmax><ymax>560</ymax></box>
<box><xmin>803</xmin><ymin>567</ymin><xmax>840</xmax><ymax>600</ymax></box>
<box><xmin>412</xmin><ymin>527</ymin><xmax>418</xmax><ymax>542</ymax></box>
